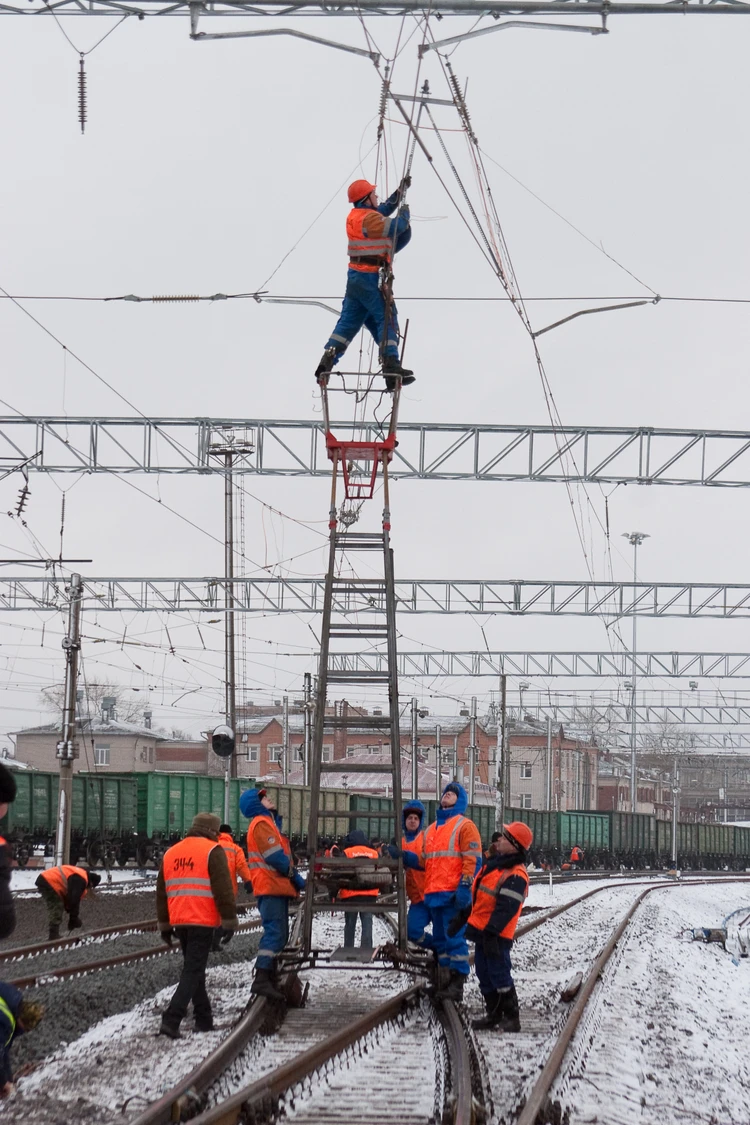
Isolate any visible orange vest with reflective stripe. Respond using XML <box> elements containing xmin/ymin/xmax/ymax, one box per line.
<box><xmin>467</xmin><ymin>862</ymin><xmax>529</xmax><ymax>940</ymax></box>
<box><xmin>402</xmin><ymin>832</ymin><xmax>426</xmax><ymax>904</ymax></box>
<box><xmin>218</xmin><ymin>833</ymin><xmax>252</xmax><ymax>895</ymax></box>
<box><xmin>246</xmin><ymin>816</ymin><xmax>297</xmax><ymax>898</ymax></box>
<box><xmin>338</xmin><ymin>845</ymin><xmax>380</xmax><ymax>899</ymax></box>
<box><xmin>346</xmin><ymin>208</ymin><xmax>392</xmax><ymax>272</ymax></box>
<box><xmin>422</xmin><ymin>816</ymin><xmax>474</xmax><ymax>896</ymax></box>
<box><xmin>39</xmin><ymin>865</ymin><xmax>89</xmax><ymax>900</ymax></box>
<box><xmin>163</xmin><ymin>836</ymin><xmax>221</xmax><ymax>927</ymax></box>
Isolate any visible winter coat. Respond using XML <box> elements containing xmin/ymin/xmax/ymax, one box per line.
<box><xmin>0</xmin><ymin>981</ymin><xmax>22</xmax><ymax>1086</ymax></box>
<box><xmin>0</xmin><ymin>840</ymin><xmax>15</xmax><ymax>940</ymax></box>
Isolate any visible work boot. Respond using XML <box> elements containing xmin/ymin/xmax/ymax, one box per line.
<box><xmin>433</xmin><ymin>970</ymin><xmax>466</xmax><ymax>1003</ymax></box>
<box><xmin>314</xmin><ymin>347</ymin><xmax>337</xmax><ymax>384</ymax></box>
<box><xmin>194</xmin><ymin>1015</ymin><xmax>214</xmax><ymax>1033</ymax></box>
<box><xmin>48</xmin><ymin>924</ymin><xmax>61</xmax><ymax>942</ymax></box>
<box><xmin>471</xmin><ymin>990</ymin><xmax>502</xmax><ymax>1030</ymax></box>
<box><xmin>158</xmin><ymin>1016</ymin><xmax>182</xmax><ymax>1040</ymax></box>
<box><xmin>251</xmin><ymin>967</ymin><xmax>286</xmax><ymax>1003</ymax></box>
<box><xmin>382</xmin><ymin>356</ymin><xmax>415</xmax><ymax>386</ymax></box>
<box><xmin>496</xmin><ymin>986</ymin><xmax>521</xmax><ymax>1032</ymax></box>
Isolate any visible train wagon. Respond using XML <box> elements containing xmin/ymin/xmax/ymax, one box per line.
<box><xmin>605</xmin><ymin>812</ymin><xmax>657</xmax><ymax>867</ymax></box>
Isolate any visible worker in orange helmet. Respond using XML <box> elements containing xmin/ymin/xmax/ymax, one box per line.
<box><xmin>315</xmin><ymin>177</ymin><xmax>415</xmax><ymax>392</ymax></box>
<box><xmin>449</xmin><ymin>821</ymin><xmax>533</xmax><ymax>1032</ymax></box>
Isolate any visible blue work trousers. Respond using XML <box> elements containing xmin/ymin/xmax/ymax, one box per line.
<box><xmin>256</xmin><ymin>895</ymin><xmax>290</xmax><ymax>970</ymax></box>
<box><xmin>428</xmin><ymin>903</ymin><xmax>471</xmax><ymax>977</ymax></box>
<box><xmin>326</xmin><ymin>269</ymin><xmax>400</xmax><ymax>361</ymax></box>
<box><xmin>474</xmin><ymin>936</ymin><xmax>514</xmax><ymax>994</ymax></box>
<box><xmin>407</xmin><ymin>900</ymin><xmax>434</xmax><ymax>949</ymax></box>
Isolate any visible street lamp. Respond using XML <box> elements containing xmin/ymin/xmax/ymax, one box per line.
<box><xmin>622</xmin><ymin>531</ymin><xmax>650</xmax><ymax>813</ymax></box>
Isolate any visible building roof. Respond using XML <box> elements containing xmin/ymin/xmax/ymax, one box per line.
<box><xmin>15</xmin><ymin>718</ymin><xmax>167</xmax><ymax>740</ymax></box>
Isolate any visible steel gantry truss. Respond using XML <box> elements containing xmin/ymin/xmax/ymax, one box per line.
<box><xmin>6</xmin><ymin>576</ymin><xmax>750</xmax><ymax>618</ymax></box>
<box><xmin>518</xmin><ymin>702</ymin><xmax>750</xmax><ymax>727</ymax></box>
<box><xmin>3</xmin><ymin>1</ymin><xmax>750</xmax><ymax>15</ymax></box>
<box><xmin>9</xmin><ymin>417</ymin><xmax>750</xmax><ymax>486</ymax></box>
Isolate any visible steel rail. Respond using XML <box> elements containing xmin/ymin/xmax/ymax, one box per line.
<box><xmin>0</xmin><ymin>917</ymin><xmax>158</xmax><ymax>961</ymax></box>
<box><xmin>11</xmin><ymin>876</ymin><xmax>156</xmax><ymax>898</ymax></box>
<box><xmin>441</xmin><ymin>1000</ymin><xmax>475</xmax><ymax>1125</ymax></box>
<box><xmin>185</xmin><ymin>984</ymin><xmax>424</xmax><ymax>1125</ymax></box>
<box><xmin>515</xmin><ymin>876</ymin><xmax>750</xmax><ymax>1125</ymax></box>
<box><xmin>7</xmin><ymin>918</ymin><xmax>263</xmax><ymax>988</ymax></box>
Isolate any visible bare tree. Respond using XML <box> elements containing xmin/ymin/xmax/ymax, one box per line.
<box><xmin>41</xmin><ymin>679</ymin><xmax>148</xmax><ymax>725</ymax></box>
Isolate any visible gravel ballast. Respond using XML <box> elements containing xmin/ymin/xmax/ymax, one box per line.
<box><xmin>5</xmin><ymin>888</ymin><xmax>159</xmax><ymax>947</ymax></box>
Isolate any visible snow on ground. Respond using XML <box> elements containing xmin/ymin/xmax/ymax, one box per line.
<box><xmin>552</xmin><ymin>880</ymin><xmax>750</xmax><ymax>1125</ymax></box>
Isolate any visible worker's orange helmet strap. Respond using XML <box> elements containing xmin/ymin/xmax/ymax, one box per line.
<box><xmin>503</xmin><ymin>821</ymin><xmax>534</xmax><ymax>852</ymax></box>
<box><xmin>348</xmin><ymin>179</ymin><xmax>376</xmax><ymax>204</ymax></box>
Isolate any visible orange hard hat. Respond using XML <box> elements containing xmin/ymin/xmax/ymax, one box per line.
<box><xmin>348</xmin><ymin>179</ymin><xmax>376</xmax><ymax>204</ymax></box>
<box><xmin>503</xmin><ymin>821</ymin><xmax>533</xmax><ymax>852</ymax></box>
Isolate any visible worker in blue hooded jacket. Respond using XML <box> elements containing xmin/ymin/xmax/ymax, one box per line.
<box><xmin>395</xmin><ymin>782</ymin><xmax>482</xmax><ymax>1001</ymax></box>
<box><xmin>240</xmin><ymin>787</ymin><xmax>306</xmax><ymax>1001</ymax></box>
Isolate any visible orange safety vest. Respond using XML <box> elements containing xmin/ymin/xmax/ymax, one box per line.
<box><xmin>246</xmin><ymin>816</ymin><xmax>297</xmax><ymax>898</ymax></box>
<box><xmin>39</xmin><ymin>865</ymin><xmax>89</xmax><ymax>901</ymax></box>
<box><xmin>218</xmin><ymin>832</ymin><xmax>252</xmax><ymax>895</ymax></box>
<box><xmin>163</xmin><ymin>836</ymin><xmax>221</xmax><ymax>928</ymax></box>
<box><xmin>467</xmin><ymin>862</ymin><xmax>529</xmax><ymax>941</ymax></box>
<box><xmin>570</xmin><ymin>847</ymin><xmax>583</xmax><ymax>863</ymax></box>
<box><xmin>346</xmin><ymin>208</ymin><xmax>392</xmax><ymax>272</ymax></box>
<box><xmin>402</xmin><ymin>832</ymin><xmax>426</xmax><ymax>904</ymax></box>
<box><xmin>338</xmin><ymin>845</ymin><xmax>380</xmax><ymax>899</ymax></box>
<box><xmin>422</xmin><ymin>815</ymin><xmax>478</xmax><ymax>897</ymax></box>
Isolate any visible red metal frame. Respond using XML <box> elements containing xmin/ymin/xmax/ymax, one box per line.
<box><xmin>325</xmin><ymin>432</ymin><xmax>397</xmax><ymax>500</ymax></box>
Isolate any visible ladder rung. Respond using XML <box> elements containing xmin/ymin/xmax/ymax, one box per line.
<box><xmin>331</xmin><ymin>579</ymin><xmax>385</xmax><ymax>586</ymax></box>
<box><xmin>311</xmin><ymin>903</ymin><xmax>395</xmax><ymax>913</ymax></box>
<box><xmin>316</xmin><ymin>808</ymin><xmax>396</xmax><ymax>818</ymax></box>
<box><xmin>327</xmin><ymin>671</ymin><xmax>390</xmax><ymax>682</ymax></box>
<box><xmin>329</xmin><ymin>631</ymin><xmax>388</xmax><ymax>638</ymax></box>
<box><xmin>322</xmin><ymin>716</ymin><xmax>391</xmax><ymax>729</ymax></box>
<box><xmin>320</xmin><ymin>761</ymin><xmax>395</xmax><ymax>773</ymax></box>
<box><xmin>335</xmin><ymin>533</ymin><xmax>385</xmax><ymax>542</ymax></box>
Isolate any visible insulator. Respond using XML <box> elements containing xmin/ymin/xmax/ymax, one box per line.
<box><xmin>78</xmin><ymin>54</ymin><xmax>87</xmax><ymax>135</ymax></box>
<box><xmin>377</xmin><ymin>64</ymin><xmax>390</xmax><ymax>139</ymax></box>
<box><xmin>15</xmin><ymin>484</ymin><xmax>30</xmax><ymax>517</ymax></box>
<box><xmin>151</xmin><ymin>295</ymin><xmax>201</xmax><ymax>302</ymax></box>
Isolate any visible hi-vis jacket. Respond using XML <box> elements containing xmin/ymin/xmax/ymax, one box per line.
<box><xmin>39</xmin><ymin>865</ymin><xmax>90</xmax><ymax>902</ymax></box>
<box><xmin>338</xmin><ymin>844</ymin><xmax>380</xmax><ymax>899</ymax></box>
<box><xmin>246</xmin><ymin>816</ymin><xmax>298</xmax><ymax>898</ymax></box>
<box><xmin>466</xmin><ymin>857</ymin><xmax>529</xmax><ymax>940</ymax></box>
<box><xmin>346</xmin><ymin>191</ymin><xmax>411</xmax><ymax>273</ymax></box>
<box><xmin>163</xmin><ymin>837</ymin><xmax>223</xmax><ymax>928</ymax></box>
<box><xmin>218</xmin><ymin>832</ymin><xmax>252</xmax><ymax>895</ymax></box>
<box><xmin>402</xmin><ymin>832</ymin><xmax>426</xmax><ymax>904</ymax></box>
<box><xmin>421</xmin><ymin>815</ymin><xmax>483</xmax><ymax>899</ymax></box>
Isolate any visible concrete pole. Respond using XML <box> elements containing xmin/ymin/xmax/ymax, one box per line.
<box><xmin>55</xmin><ymin>573</ymin><xmax>82</xmax><ymax>867</ymax></box>
<box><xmin>282</xmin><ymin>694</ymin><xmax>289</xmax><ymax>784</ymax></box>
<box><xmin>435</xmin><ymin>724</ymin><xmax>442</xmax><ymax>801</ymax></box>
<box><xmin>223</xmin><ymin>451</ymin><xmax>236</xmax><ymax>824</ymax></box>
<box><xmin>546</xmin><ymin>716</ymin><xmax>552</xmax><ymax>811</ymax></box>
<box><xmin>498</xmin><ymin>673</ymin><xmax>507</xmax><ymax>827</ymax></box>
<box><xmin>468</xmin><ymin>696</ymin><xmax>477</xmax><ymax>805</ymax></box>
<box><xmin>411</xmin><ymin>697</ymin><xmax>419</xmax><ymax>799</ymax></box>
<box><xmin>303</xmin><ymin>673</ymin><xmax>312</xmax><ymax>787</ymax></box>
<box><xmin>671</xmin><ymin>756</ymin><xmax>680</xmax><ymax>866</ymax></box>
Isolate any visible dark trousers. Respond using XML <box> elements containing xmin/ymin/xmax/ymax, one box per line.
<box><xmin>163</xmin><ymin>925</ymin><xmax>214</xmax><ymax>1026</ymax></box>
<box><xmin>474</xmin><ymin>935</ymin><xmax>514</xmax><ymax>994</ymax></box>
<box><xmin>35</xmin><ymin>875</ymin><xmax>64</xmax><ymax>927</ymax></box>
<box><xmin>342</xmin><ymin>896</ymin><xmax>374</xmax><ymax>949</ymax></box>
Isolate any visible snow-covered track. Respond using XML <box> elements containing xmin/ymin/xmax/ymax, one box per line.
<box><xmin>0</xmin><ymin>916</ymin><xmax>158</xmax><ymax>962</ymax></box>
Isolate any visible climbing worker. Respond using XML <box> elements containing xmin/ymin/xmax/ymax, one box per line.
<box><xmin>315</xmin><ymin>177</ymin><xmax>415</xmax><ymax>391</ymax></box>
<box><xmin>0</xmin><ymin>763</ymin><xmax>18</xmax><ymax>940</ymax></box>
<box><xmin>35</xmin><ymin>862</ymin><xmax>101</xmax><ymax>941</ymax></box>
<box><xmin>156</xmin><ymin>812</ymin><xmax>237</xmax><ymax>1039</ymax></box>
<box><xmin>0</xmin><ymin>981</ymin><xmax>44</xmax><ymax>1096</ymax></box>
<box><xmin>400</xmin><ymin>801</ymin><xmax>432</xmax><ymax>951</ymax></box>
<box><xmin>240</xmin><ymin>787</ymin><xmax>305</xmax><ymax>1002</ymax></box>
<box><xmin>569</xmin><ymin>845</ymin><xmax>584</xmax><ymax>869</ymax></box>
<box><xmin>457</xmin><ymin>821</ymin><xmax>532</xmax><ymax>1032</ymax></box>
<box><xmin>338</xmin><ymin>829</ymin><xmax>380</xmax><ymax>951</ymax></box>
<box><xmin>399</xmin><ymin>782</ymin><xmax>482</xmax><ymax>1001</ymax></box>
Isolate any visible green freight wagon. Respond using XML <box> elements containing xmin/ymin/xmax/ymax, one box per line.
<box><xmin>697</xmin><ymin>823</ymin><xmax>734</xmax><ymax>865</ymax></box>
<box><xmin>266</xmin><ymin>783</ymin><xmax>350</xmax><ymax>842</ymax></box>
<box><xmin>606</xmin><ymin>812</ymin><xmax>656</xmax><ymax>866</ymax></box>
<box><xmin>507</xmin><ymin>808</ymin><xmax>558</xmax><ymax>854</ymax></box>
<box><xmin>349</xmin><ymin>795</ymin><xmax>396</xmax><ymax>842</ymax></box>
<box><xmin>561</xmin><ymin>812</ymin><xmax>610</xmax><ymax>859</ymax></box>
<box><xmin>0</xmin><ymin>770</ymin><xmax>58</xmax><ymax>861</ymax></box>
<box><xmin>734</xmin><ymin>826</ymin><xmax>750</xmax><ymax>868</ymax></box>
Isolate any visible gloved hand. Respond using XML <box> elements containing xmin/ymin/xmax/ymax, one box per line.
<box><xmin>67</xmin><ymin>915</ymin><xmax>83</xmax><ymax>932</ymax></box>
<box><xmin>400</xmin><ymin>174</ymin><xmax>412</xmax><ymax>192</ymax></box>
<box><xmin>161</xmin><ymin>928</ymin><xmax>175</xmax><ymax>947</ymax></box>
<box><xmin>244</xmin><ymin>881</ymin><xmax>254</xmax><ymax>896</ymax></box>
<box><xmin>219</xmin><ymin>927</ymin><xmax>234</xmax><ymax>947</ymax></box>
<box><xmin>446</xmin><ymin>908</ymin><xmax>471</xmax><ymax>937</ymax></box>
<box><xmin>401</xmin><ymin>204</ymin><xmax>410</xmax><ymax>221</ymax></box>
<box><xmin>454</xmin><ymin>879</ymin><xmax>473</xmax><ymax>911</ymax></box>
<box><xmin>291</xmin><ymin>871</ymin><xmax>306</xmax><ymax>893</ymax></box>
<box><xmin>386</xmin><ymin>845</ymin><xmax>402</xmax><ymax>860</ymax></box>
<box><xmin>482</xmin><ymin>932</ymin><xmax>502</xmax><ymax>958</ymax></box>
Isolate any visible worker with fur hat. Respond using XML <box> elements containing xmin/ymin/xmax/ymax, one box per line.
<box><xmin>452</xmin><ymin>821</ymin><xmax>533</xmax><ymax>1032</ymax></box>
<box><xmin>156</xmin><ymin>812</ymin><xmax>237</xmax><ymax>1039</ymax></box>
<box><xmin>0</xmin><ymin>981</ymin><xmax>43</xmax><ymax>1096</ymax></box>
<box><xmin>35</xmin><ymin>861</ymin><xmax>102</xmax><ymax>941</ymax></box>
<box><xmin>240</xmin><ymin>787</ymin><xmax>305</xmax><ymax>1002</ymax></box>
<box><xmin>0</xmin><ymin>763</ymin><xmax>18</xmax><ymax>940</ymax></box>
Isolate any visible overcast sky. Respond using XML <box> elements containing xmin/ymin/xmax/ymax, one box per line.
<box><xmin>0</xmin><ymin>10</ymin><xmax>749</xmax><ymax>747</ymax></box>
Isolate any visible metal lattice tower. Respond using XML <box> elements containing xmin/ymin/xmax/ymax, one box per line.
<box><xmin>301</xmin><ymin>375</ymin><xmax>408</xmax><ymax>958</ymax></box>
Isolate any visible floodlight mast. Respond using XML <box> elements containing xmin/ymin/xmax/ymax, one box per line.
<box><xmin>622</xmin><ymin>531</ymin><xmax>650</xmax><ymax>812</ymax></box>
